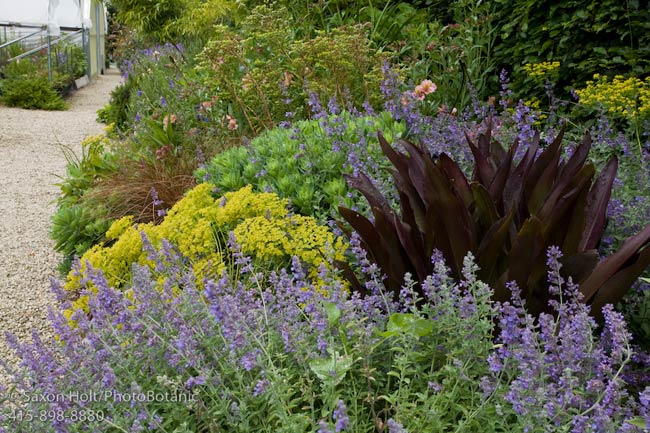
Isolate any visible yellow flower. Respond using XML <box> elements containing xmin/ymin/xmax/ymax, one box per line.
<box><xmin>575</xmin><ymin>74</ymin><xmax>650</xmax><ymax>123</ymax></box>
<box><xmin>106</xmin><ymin>216</ymin><xmax>135</xmax><ymax>240</ymax></box>
<box><xmin>523</xmin><ymin>61</ymin><xmax>560</xmax><ymax>80</ymax></box>
<box><xmin>65</xmin><ymin>184</ymin><xmax>348</xmax><ymax>317</ymax></box>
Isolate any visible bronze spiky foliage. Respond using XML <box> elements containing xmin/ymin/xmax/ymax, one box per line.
<box><xmin>339</xmin><ymin>122</ymin><xmax>650</xmax><ymax>318</ymax></box>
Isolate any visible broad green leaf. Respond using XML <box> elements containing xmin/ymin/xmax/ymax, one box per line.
<box><xmin>323</xmin><ymin>302</ymin><xmax>341</xmax><ymax>328</ymax></box>
<box><xmin>309</xmin><ymin>350</ymin><xmax>352</xmax><ymax>387</ymax></box>
<box><xmin>382</xmin><ymin>313</ymin><xmax>434</xmax><ymax>338</ymax></box>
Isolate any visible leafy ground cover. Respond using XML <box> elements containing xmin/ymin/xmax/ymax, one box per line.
<box><xmin>3</xmin><ymin>1</ymin><xmax>650</xmax><ymax>432</ymax></box>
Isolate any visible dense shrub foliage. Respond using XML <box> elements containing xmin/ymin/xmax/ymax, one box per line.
<box><xmin>491</xmin><ymin>0</ymin><xmax>650</xmax><ymax>101</ymax></box>
<box><xmin>195</xmin><ymin>5</ymin><xmax>387</xmax><ymax>136</ymax></box>
<box><xmin>0</xmin><ymin>76</ymin><xmax>67</xmax><ymax>110</ymax></box>
<box><xmin>51</xmin><ymin>135</ymin><xmax>118</xmax><ymax>273</ymax></box>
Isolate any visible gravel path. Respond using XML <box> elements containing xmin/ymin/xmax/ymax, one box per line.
<box><xmin>0</xmin><ymin>70</ymin><xmax>121</xmax><ymax>384</ymax></box>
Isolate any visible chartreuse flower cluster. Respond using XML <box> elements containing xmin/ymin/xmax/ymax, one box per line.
<box><xmin>65</xmin><ymin>183</ymin><xmax>346</xmax><ymax>312</ymax></box>
<box><xmin>576</xmin><ymin>74</ymin><xmax>650</xmax><ymax>121</ymax></box>
<box><xmin>522</xmin><ymin>61</ymin><xmax>560</xmax><ymax>79</ymax></box>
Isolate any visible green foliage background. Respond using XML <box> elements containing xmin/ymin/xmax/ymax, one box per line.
<box><xmin>491</xmin><ymin>0</ymin><xmax>650</xmax><ymax>99</ymax></box>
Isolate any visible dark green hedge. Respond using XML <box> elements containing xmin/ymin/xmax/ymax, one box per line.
<box><xmin>491</xmin><ymin>0</ymin><xmax>650</xmax><ymax>98</ymax></box>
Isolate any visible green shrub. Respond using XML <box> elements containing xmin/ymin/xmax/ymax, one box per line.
<box><xmin>196</xmin><ymin>5</ymin><xmax>387</xmax><ymax>136</ymax></box>
<box><xmin>51</xmin><ymin>204</ymin><xmax>112</xmax><ymax>275</ymax></box>
<box><xmin>1</xmin><ymin>76</ymin><xmax>67</xmax><ymax>110</ymax></box>
<box><xmin>114</xmin><ymin>43</ymin><xmax>239</xmax><ymax>155</ymax></box>
<box><xmin>97</xmin><ymin>80</ymin><xmax>134</xmax><ymax>130</ymax></box>
<box><xmin>197</xmin><ymin>111</ymin><xmax>405</xmax><ymax>221</ymax></box>
<box><xmin>109</xmin><ymin>0</ymin><xmax>186</xmax><ymax>41</ymax></box>
<box><xmin>53</xmin><ymin>41</ymin><xmax>87</xmax><ymax>85</ymax></box>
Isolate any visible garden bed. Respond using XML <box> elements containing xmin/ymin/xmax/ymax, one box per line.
<box><xmin>1</xmin><ymin>1</ymin><xmax>649</xmax><ymax>432</ymax></box>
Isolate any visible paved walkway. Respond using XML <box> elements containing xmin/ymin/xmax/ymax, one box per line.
<box><xmin>0</xmin><ymin>70</ymin><xmax>121</xmax><ymax>384</ymax></box>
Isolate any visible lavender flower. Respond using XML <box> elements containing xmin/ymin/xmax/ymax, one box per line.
<box><xmin>185</xmin><ymin>375</ymin><xmax>206</xmax><ymax>388</ymax></box>
<box><xmin>488</xmin><ymin>247</ymin><xmax>638</xmax><ymax>430</ymax></box>
<box><xmin>386</xmin><ymin>418</ymin><xmax>408</xmax><ymax>433</ymax></box>
<box><xmin>318</xmin><ymin>420</ymin><xmax>333</xmax><ymax>433</ymax></box>
<box><xmin>253</xmin><ymin>379</ymin><xmax>269</xmax><ymax>396</ymax></box>
<box><xmin>332</xmin><ymin>400</ymin><xmax>349</xmax><ymax>432</ymax></box>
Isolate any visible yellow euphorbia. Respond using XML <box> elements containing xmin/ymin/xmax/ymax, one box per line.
<box><xmin>523</xmin><ymin>61</ymin><xmax>560</xmax><ymax>79</ymax></box>
<box><xmin>65</xmin><ymin>184</ymin><xmax>347</xmax><ymax>312</ymax></box>
<box><xmin>234</xmin><ymin>214</ymin><xmax>347</xmax><ymax>268</ymax></box>
<box><xmin>576</xmin><ymin>74</ymin><xmax>650</xmax><ymax>121</ymax></box>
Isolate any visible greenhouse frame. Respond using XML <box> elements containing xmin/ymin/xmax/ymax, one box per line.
<box><xmin>0</xmin><ymin>0</ymin><xmax>107</xmax><ymax>80</ymax></box>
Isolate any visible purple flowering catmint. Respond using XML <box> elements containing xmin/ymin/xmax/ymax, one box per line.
<box><xmin>398</xmin><ymin>273</ymin><xmax>418</xmax><ymax>312</ymax></box>
<box><xmin>640</xmin><ymin>387</ymin><xmax>650</xmax><ymax>413</ymax></box>
<box><xmin>386</xmin><ymin>418</ymin><xmax>408</xmax><ymax>433</ymax></box>
<box><xmin>130</xmin><ymin>418</ymin><xmax>145</xmax><ymax>433</ymax></box>
<box><xmin>316</xmin><ymin>334</ymin><xmax>329</xmax><ymax>354</ymax></box>
<box><xmin>362</xmin><ymin>100</ymin><xmax>375</xmax><ymax>116</ymax></box>
<box><xmin>328</xmin><ymin>96</ymin><xmax>340</xmax><ymax>116</ymax></box>
<box><xmin>148</xmin><ymin>414</ymin><xmax>163</xmax><ymax>430</ymax></box>
<box><xmin>253</xmin><ymin>379</ymin><xmax>269</xmax><ymax>396</ymax></box>
<box><xmin>488</xmin><ymin>246</ymin><xmax>639</xmax><ymax>430</ymax></box>
<box><xmin>499</xmin><ymin>69</ymin><xmax>512</xmax><ymax>111</ymax></box>
<box><xmin>140</xmin><ymin>231</ymin><xmax>160</xmax><ymax>267</ymax></box>
<box><xmin>228</xmin><ymin>232</ymin><xmax>253</xmax><ymax>274</ymax></box>
<box><xmin>318</xmin><ymin>420</ymin><xmax>333</xmax><ymax>433</ymax></box>
<box><xmin>185</xmin><ymin>375</ymin><xmax>206</xmax><ymax>388</ymax></box>
<box><xmin>380</xmin><ymin>62</ymin><xmax>404</xmax><ymax>121</ymax></box>
<box><xmin>308</xmin><ymin>92</ymin><xmax>327</xmax><ymax>120</ymax></box>
<box><xmin>102</xmin><ymin>364</ymin><xmax>118</xmax><ymax>388</ymax></box>
<box><xmin>240</xmin><ymin>352</ymin><xmax>257</xmax><ymax>371</ymax></box>
<box><xmin>601</xmin><ymin>304</ymin><xmax>633</xmax><ymax>366</ymax></box>
<box><xmin>332</xmin><ymin>400</ymin><xmax>349</xmax><ymax>432</ymax></box>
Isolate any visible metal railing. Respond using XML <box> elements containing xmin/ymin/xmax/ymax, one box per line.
<box><xmin>0</xmin><ymin>24</ymin><xmax>89</xmax><ymax>82</ymax></box>
<box><xmin>0</xmin><ymin>28</ymin><xmax>46</xmax><ymax>51</ymax></box>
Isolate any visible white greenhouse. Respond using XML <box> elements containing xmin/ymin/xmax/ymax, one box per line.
<box><xmin>0</xmin><ymin>0</ymin><xmax>108</xmax><ymax>80</ymax></box>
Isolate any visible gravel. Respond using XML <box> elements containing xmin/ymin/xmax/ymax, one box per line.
<box><xmin>0</xmin><ymin>70</ymin><xmax>121</xmax><ymax>385</ymax></box>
